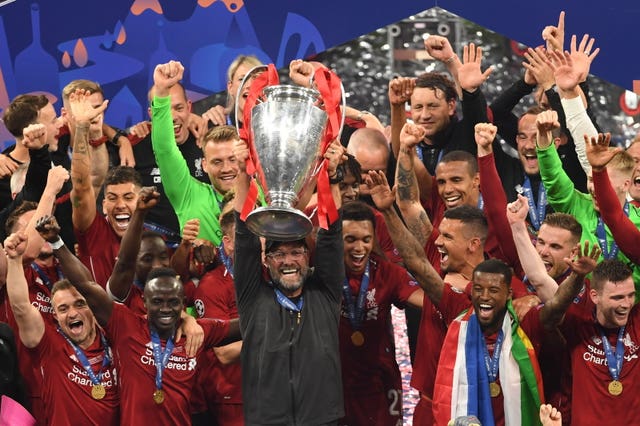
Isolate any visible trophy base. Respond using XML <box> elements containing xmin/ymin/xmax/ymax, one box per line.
<box><xmin>245</xmin><ymin>207</ymin><xmax>313</xmax><ymax>241</ymax></box>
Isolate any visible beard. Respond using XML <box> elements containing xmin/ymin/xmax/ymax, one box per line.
<box><xmin>269</xmin><ymin>265</ymin><xmax>311</xmax><ymax>295</ymax></box>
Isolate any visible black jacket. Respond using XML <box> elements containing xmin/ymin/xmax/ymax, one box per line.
<box><xmin>234</xmin><ymin>211</ymin><xmax>344</xmax><ymax>425</ymax></box>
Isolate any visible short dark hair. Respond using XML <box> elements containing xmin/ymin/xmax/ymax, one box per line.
<box><xmin>3</xmin><ymin>94</ymin><xmax>49</xmax><ymax>137</ymax></box>
<box><xmin>443</xmin><ymin>205</ymin><xmax>488</xmax><ymax>244</ymax></box>
<box><xmin>473</xmin><ymin>259</ymin><xmax>512</xmax><ymax>287</ymax></box>
<box><xmin>439</xmin><ymin>150</ymin><xmax>478</xmax><ymax>175</ymax></box>
<box><xmin>146</xmin><ymin>266</ymin><xmax>179</xmax><ymax>284</ymax></box>
<box><xmin>104</xmin><ymin>166</ymin><xmax>142</xmax><ymax>188</ymax></box>
<box><xmin>591</xmin><ymin>259</ymin><xmax>633</xmax><ymax>292</ymax></box>
<box><xmin>414</xmin><ymin>72</ymin><xmax>458</xmax><ymax>103</ymax></box>
<box><xmin>541</xmin><ymin>213</ymin><xmax>582</xmax><ymax>243</ymax></box>
<box><xmin>5</xmin><ymin>201</ymin><xmax>38</xmax><ymax>235</ymax></box>
<box><xmin>342</xmin><ymin>201</ymin><xmax>376</xmax><ymax>231</ymax></box>
<box><xmin>520</xmin><ymin>105</ymin><xmax>546</xmax><ymax>119</ymax></box>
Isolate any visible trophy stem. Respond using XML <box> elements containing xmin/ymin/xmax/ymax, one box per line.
<box><xmin>268</xmin><ymin>191</ymin><xmax>297</xmax><ymax>209</ymax></box>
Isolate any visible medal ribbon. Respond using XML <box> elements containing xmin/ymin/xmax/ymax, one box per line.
<box><xmin>274</xmin><ymin>288</ymin><xmax>304</xmax><ymax>313</ymax></box>
<box><xmin>481</xmin><ymin>329</ymin><xmax>504</xmax><ymax>383</ymax></box>
<box><xmin>342</xmin><ymin>261</ymin><xmax>370</xmax><ymax>330</ymax></box>
<box><xmin>217</xmin><ymin>242</ymin><xmax>234</xmax><ymax>278</ymax></box>
<box><xmin>597</xmin><ymin>201</ymin><xmax>629</xmax><ymax>259</ymax></box>
<box><xmin>150</xmin><ymin>329</ymin><xmax>175</xmax><ymax>391</ymax></box>
<box><xmin>58</xmin><ymin>328</ymin><xmax>111</xmax><ymax>386</ymax></box>
<box><xmin>600</xmin><ymin>325</ymin><xmax>625</xmax><ymax>381</ymax></box>
<box><xmin>521</xmin><ymin>176</ymin><xmax>547</xmax><ymax>231</ymax></box>
<box><xmin>30</xmin><ymin>262</ymin><xmax>63</xmax><ymax>291</ymax></box>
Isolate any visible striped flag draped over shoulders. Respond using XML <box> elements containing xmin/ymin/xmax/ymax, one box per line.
<box><xmin>433</xmin><ymin>301</ymin><xmax>544</xmax><ymax>426</ymax></box>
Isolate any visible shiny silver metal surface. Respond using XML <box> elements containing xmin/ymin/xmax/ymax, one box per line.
<box><xmin>246</xmin><ymin>84</ymin><xmax>327</xmax><ymax>240</ymax></box>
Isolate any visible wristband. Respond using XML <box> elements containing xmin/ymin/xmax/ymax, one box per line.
<box><xmin>111</xmin><ymin>130</ymin><xmax>128</xmax><ymax>147</ymax></box>
<box><xmin>445</xmin><ymin>55</ymin><xmax>456</xmax><ymax>64</ymax></box>
<box><xmin>328</xmin><ymin>168</ymin><xmax>344</xmax><ymax>184</ymax></box>
<box><xmin>49</xmin><ymin>238</ymin><xmax>64</xmax><ymax>250</ymax></box>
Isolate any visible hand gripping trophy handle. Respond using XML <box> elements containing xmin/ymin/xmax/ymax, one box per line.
<box><xmin>235</xmin><ymin>63</ymin><xmax>346</xmax><ymax>241</ymax></box>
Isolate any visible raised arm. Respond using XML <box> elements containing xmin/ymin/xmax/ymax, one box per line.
<box><xmin>395</xmin><ymin>123</ymin><xmax>433</xmax><ymax>247</ymax></box>
<box><xmin>368</xmin><ymin>170</ymin><xmax>445</xmax><ymax>304</ymax></box>
<box><xmin>4</xmin><ymin>233</ymin><xmax>45</xmax><ymax>348</ymax></box>
<box><xmin>388</xmin><ymin>76</ymin><xmax>416</xmax><ymax>160</ymax></box>
<box><xmin>586</xmin><ymin>133</ymin><xmax>640</xmax><ymax>263</ymax></box>
<box><xmin>475</xmin><ymin>123</ymin><xmax>521</xmax><ymax>270</ymax></box>
<box><xmin>548</xmin><ymin>35</ymin><xmax>600</xmax><ymax>173</ymax></box>
<box><xmin>539</xmin><ymin>241</ymin><xmax>600</xmax><ymax>329</ymax></box>
<box><xmin>456</xmin><ymin>43</ymin><xmax>492</xmax><ymax>96</ymax></box>
<box><xmin>542</xmin><ymin>11</ymin><xmax>565</xmax><ymax>52</ymax></box>
<box><xmin>344</xmin><ymin>106</ymin><xmax>386</xmax><ymax>134</ymax></box>
<box><xmin>423</xmin><ymin>35</ymin><xmax>462</xmax><ymax>95</ymax></box>
<box><xmin>170</xmin><ymin>218</ymin><xmax>200</xmax><ymax>281</ymax></box>
<box><xmin>507</xmin><ymin>194</ymin><xmax>558</xmax><ymax>301</ymax></box>
<box><xmin>108</xmin><ymin>187</ymin><xmax>160</xmax><ymax>301</ymax></box>
<box><xmin>69</xmin><ymin>89</ymin><xmax>109</xmax><ymax>233</ymax></box>
<box><xmin>455</xmin><ymin>43</ymin><xmax>491</xmax><ymax>154</ymax></box>
<box><xmin>35</xmin><ymin>215</ymin><xmax>113</xmax><ymax>326</ymax></box>
<box><xmin>23</xmin><ymin>165</ymin><xmax>69</xmax><ymax>262</ymax></box>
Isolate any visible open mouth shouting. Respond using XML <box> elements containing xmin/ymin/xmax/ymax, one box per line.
<box><xmin>437</xmin><ymin>246</ymin><xmax>449</xmax><ymax>267</ymax></box>
<box><xmin>521</xmin><ymin>151</ymin><xmax>538</xmax><ymax>171</ymax></box>
<box><xmin>477</xmin><ymin>303</ymin><xmax>494</xmax><ymax>322</ymax></box>
<box><xmin>67</xmin><ymin>319</ymin><xmax>85</xmax><ymax>338</ymax></box>
<box><xmin>114</xmin><ymin>213</ymin><xmax>131</xmax><ymax>230</ymax></box>
<box><xmin>173</xmin><ymin>122</ymin><xmax>183</xmax><ymax>138</ymax></box>
<box><xmin>347</xmin><ymin>252</ymin><xmax>367</xmax><ymax>272</ymax></box>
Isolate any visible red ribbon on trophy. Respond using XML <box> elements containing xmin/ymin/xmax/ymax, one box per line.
<box><xmin>238</xmin><ymin>63</ymin><xmax>343</xmax><ymax>230</ymax></box>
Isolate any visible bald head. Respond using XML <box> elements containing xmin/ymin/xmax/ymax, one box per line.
<box><xmin>347</xmin><ymin>128</ymin><xmax>390</xmax><ymax>174</ymax></box>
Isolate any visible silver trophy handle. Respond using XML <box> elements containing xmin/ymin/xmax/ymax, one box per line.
<box><xmin>337</xmin><ymin>81</ymin><xmax>346</xmax><ymax>142</ymax></box>
<box><xmin>234</xmin><ymin>64</ymin><xmax>269</xmax><ymax>131</ymax></box>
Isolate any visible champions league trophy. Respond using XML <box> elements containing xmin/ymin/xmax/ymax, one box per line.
<box><xmin>236</xmin><ymin>64</ymin><xmax>344</xmax><ymax>241</ymax></box>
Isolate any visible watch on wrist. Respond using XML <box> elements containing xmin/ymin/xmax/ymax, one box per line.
<box><xmin>111</xmin><ymin>129</ymin><xmax>128</xmax><ymax>146</ymax></box>
<box><xmin>329</xmin><ymin>168</ymin><xmax>344</xmax><ymax>184</ymax></box>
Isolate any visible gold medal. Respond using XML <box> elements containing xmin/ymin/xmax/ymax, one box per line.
<box><xmin>608</xmin><ymin>380</ymin><xmax>623</xmax><ymax>396</ymax></box>
<box><xmin>351</xmin><ymin>331</ymin><xmax>365</xmax><ymax>346</ymax></box>
<box><xmin>91</xmin><ymin>384</ymin><xmax>106</xmax><ymax>400</ymax></box>
<box><xmin>489</xmin><ymin>382</ymin><xmax>501</xmax><ymax>398</ymax></box>
<box><xmin>153</xmin><ymin>389</ymin><xmax>165</xmax><ymax>404</ymax></box>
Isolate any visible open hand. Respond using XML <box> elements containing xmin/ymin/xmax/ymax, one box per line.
<box><xmin>366</xmin><ymin>170</ymin><xmax>396</xmax><ymax>212</ymax></box>
<box><xmin>564</xmin><ymin>240</ymin><xmax>601</xmax><ymax>276</ymax></box>
<box><xmin>584</xmin><ymin>132</ymin><xmax>621</xmax><ymax>171</ymax></box>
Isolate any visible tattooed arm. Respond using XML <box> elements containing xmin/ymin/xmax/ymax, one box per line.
<box><xmin>395</xmin><ymin>123</ymin><xmax>433</xmax><ymax>247</ymax></box>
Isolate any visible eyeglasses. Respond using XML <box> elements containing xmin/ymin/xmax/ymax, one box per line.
<box><xmin>266</xmin><ymin>249</ymin><xmax>307</xmax><ymax>262</ymax></box>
